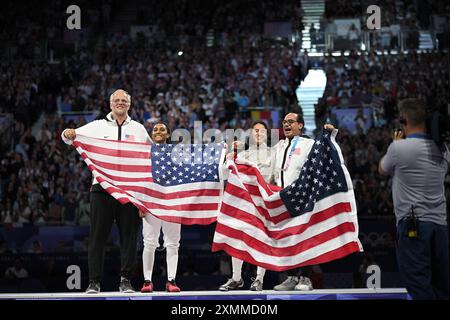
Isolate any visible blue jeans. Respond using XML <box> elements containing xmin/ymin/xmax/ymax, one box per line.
<box><xmin>397</xmin><ymin>219</ymin><xmax>450</xmax><ymax>300</ymax></box>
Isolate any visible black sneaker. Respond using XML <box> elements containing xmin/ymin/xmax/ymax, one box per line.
<box><xmin>119</xmin><ymin>278</ymin><xmax>135</xmax><ymax>293</ymax></box>
<box><xmin>85</xmin><ymin>280</ymin><xmax>101</xmax><ymax>294</ymax></box>
<box><xmin>219</xmin><ymin>278</ymin><xmax>244</xmax><ymax>291</ymax></box>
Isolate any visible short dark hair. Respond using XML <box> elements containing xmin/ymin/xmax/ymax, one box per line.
<box><xmin>296</xmin><ymin>114</ymin><xmax>305</xmax><ymax>126</ymax></box>
<box><xmin>251</xmin><ymin>120</ymin><xmax>269</xmax><ymax>131</ymax></box>
<box><xmin>398</xmin><ymin>98</ymin><xmax>427</xmax><ymax>126</ymax></box>
<box><xmin>152</xmin><ymin>121</ymin><xmax>171</xmax><ymax>143</ymax></box>
<box><xmin>250</xmin><ymin>120</ymin><xmax>270</xmax><ymax>145</ymax></box>
<box><xmin>152</xmin><ymin>121</ymin><xmax>171</xmax><ymax>135</ymax></box>
<box><xmin>283</xmin><ymin>113</ymin><xmax>304</xmax><ymax>126</ymax></box>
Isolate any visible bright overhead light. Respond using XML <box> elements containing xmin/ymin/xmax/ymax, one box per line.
<box><xmin>177</xmin><ymin>51</ymin><xmax>183</xmax><ymax>56</ymax></box>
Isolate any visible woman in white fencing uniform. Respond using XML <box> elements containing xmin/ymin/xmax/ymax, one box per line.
<box><xmin>219</xmin><ymin>120</ymin><xmax>274</xmax><ymax>291</ymax></box>
<box><xmin>140</xmin><ymin>121</ymin><xmax>181</xmax><ymax>293</ymax></box>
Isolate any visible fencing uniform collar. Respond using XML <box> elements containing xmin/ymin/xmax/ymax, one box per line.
<box><xmin>106</xmin><ymin>112</ymin><xmax>131</xmax><ymax>125</ymax></box>
<box><xmin>248</xmin><ymin>142</ymin><xmax>268</xmax><ymax>150</ymax></box>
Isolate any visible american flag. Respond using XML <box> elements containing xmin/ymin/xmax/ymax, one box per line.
<box><xmin>212</xmin><ymin>129</ymin><xmax>363</xmax><ymax>271</ymax></box>
<box><xmin>149</xmin><ymin>142</ymin><xmax>225</xmax><ymax>224</ymax></box>
<box><xmin>72</xmin><ymin>135</ymin><xmax>224</xmax><ymax>225</ymax></box>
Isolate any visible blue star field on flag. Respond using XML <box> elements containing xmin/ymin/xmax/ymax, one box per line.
<box><xmin>151</xmin><ymin>143</ymin><xmax>223</xmax><ymax>186</ymax></box>
<box><xmin>280</xmin><ymin>130</ymin><xmax>348</xmax><ymax>217</ymax></box>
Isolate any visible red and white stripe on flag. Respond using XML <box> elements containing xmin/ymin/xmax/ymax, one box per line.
<box><xmin>72</xmin><ymin>135</ymin><xmax>220</xmax><ymax>225</ymax></box>
<box><xmin>212</xmin><ymin>157</ymin><xmax>363</xmax><ymax>271</ymax></box>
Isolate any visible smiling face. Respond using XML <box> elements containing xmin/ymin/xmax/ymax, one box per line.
<box><xmin>110</xmin><ymin>90</ymin><xmax>131</xmax><ymax>120</ymax></box>
<box><xmin>251</xmin><ymin>123</ymin><xmax>267</xmax><ymax>146</ymax></box>
<box><xmin>152</xmin><ymin>123</ymin><xmax>169</xmax><ymax>143</ymax></box>
<box><xmin>282</xmin><ymin>113</ymin><xmax>302</xmax><ymax>139</ymax></box>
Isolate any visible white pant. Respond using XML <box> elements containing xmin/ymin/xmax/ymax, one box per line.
<box><xmin>142</xmin><ymin>213</ymin><xmax>181</xmax><ymax>281</ymax></box>
<box><xmin>232</xmin><ymin>257</ymin><xmax>266</xmax><ymax>282</ymax></box>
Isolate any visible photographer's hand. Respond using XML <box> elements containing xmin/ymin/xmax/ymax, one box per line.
<box><xmin>393</xmin><ymin>129</ymin><xmax>404</xmax><ymax>140</ymax></box>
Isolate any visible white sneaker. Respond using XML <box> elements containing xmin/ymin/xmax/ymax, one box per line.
<box><xmin>273</xmin><ymin>276</ymin><xmax>299</xmax><ymax>291</ymax></box>
<box><xmin>250</xmin><ymin>278</ymin><xmax>263</xmax><ymax>291</ymax></box>
<box><xmin>294</xmin><ymin>276</ymin><xmax>313</xmax><ymax>291</ymax></box>
<box><xmin>219</xmin><ymin>278</ymin><xmax>244</xmax><ymax>291</ymax></box>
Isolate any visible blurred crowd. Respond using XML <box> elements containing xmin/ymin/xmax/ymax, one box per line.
<box><xmin>316</xmin><ymin>49</ymin><xmax>449</xmax><ymax>122</ymax></box>
<box><xmin>63</xmin><ymin>35</ymin><xmax>303</xmax><ymax>130</ymax></box>
<box><xmin>319</xmin><ymin>0</ymin><xmax>450</xmax><ymax>51</ymax></box>
<box><xmin>0</xmin><ymin>0</ymin><xmax>305</xmax><ymax>228</ymax></box>
<box><xmin>316</xmin><ymin>49</ymin><xmax>450</xmax><ymax>216</ymax></box>
<box><xmin>0</xmin><ymin>0</ymin><xmax>449</xmax><ymax>231</ymax></box>
<box><xmin>325</xmin><ymin>0</ymin><xmax>449</xmax><ymax>28</ymax></box>
<box><xmin>135</xmin><ymin>0</ymin><xmax>302</xmax><ymax>40</ymax></box>
<box><xmin>0</xmin><ymin>0</ymin><xmax>118</xmax><ymax>61</ymax></box>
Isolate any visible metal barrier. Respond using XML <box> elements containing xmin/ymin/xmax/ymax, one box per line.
<box><xmin>309</xmin><ymin>29</ymin><xmax>445</xmax><ymax>52</ymax></box>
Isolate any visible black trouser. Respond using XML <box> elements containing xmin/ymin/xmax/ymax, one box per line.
<box><xmin>287</xmin><ymin>266</ymin><xmax>313</xmax><ymax>278</ymax></box>
<box><xmin>397</xmin><ymin>219</ymin><xmax>450</xmax><ymax>300</ymax></box>
<box><xmin>88</xmin><ymin>190</ymin><xmax>141</xmax><ymax>282</ymax></box>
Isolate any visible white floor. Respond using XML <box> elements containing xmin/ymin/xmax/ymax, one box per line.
<box><xmin>0</xmin><ymin>288</ymin><xmax>408</xmax><ymax>299</ymax></box>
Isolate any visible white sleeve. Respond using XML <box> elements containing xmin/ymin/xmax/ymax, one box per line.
<box><xmin>269</xmin><ymin>142</ymin><xmax>281</xmax><ymax>184</ymax></box>
<box><xmin>61</xmin><ymin>120</ymin><xmax>102</xmax><ymax>145</ymax></box>
<box><xmin>75</xmin><ymin>120</ymin><xmax>102</xmax><ymax>136</ymax></box>
<box><xmin>141</xmin><ymin>125</ymin><xmax>152</xmax><ymax>144</ymax></box>
<box><xmin>265</xmin><ymin>150</ymin><xmax>276</xmax><ymax>184</ymax></box>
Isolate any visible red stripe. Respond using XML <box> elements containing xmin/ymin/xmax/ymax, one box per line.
<box><xmin>86</xmin><ymin>162</ymin><xmax>153</xmax><ymax>183</ymax></box>
<box><xmin>93</xmin><ymin>168</ymin><xmax>219</xmax><ymax>199</ymax></box>
<box><xmin>214</xmin><ymin>221</ymin><xmax>356</xmax><ymax>256</ymax></box>
<box><xmin>220</xmin><ymin>202</ymin><xmax>352</xmax><ymax>239</ymax></box>
<box><xmin>102</xmin><ymin>181</ymin><xmax>218</xmax><ymax>219</ymax></box>
<box><xmin>231</xmin><ymin>164</ymin><xmax>277</xmax><ymax>198</ymax></box>
<box><xmin>76</xmin><ymin>138</ymin><xmax>219</xmax><ymax>225</ymax></box>
<box><xmin>99</xmin><ymin>183</ymin><xmax>219</xmax><ymax>212</ymax></box>
<box><xmin>211</xmin><ymin>241</ymin><xmax>360</xmax><ymax>271</ymax></box>
<box><xmin>235</xmin><ymin>164</ymin><xmax>282</xmax><ymax>194</ymax></box>
<box><xmin>224</xmin><ymin>182</ymin><xmax>290</xmax><ymax>223</ymax></box>
<box><xmin>220</xmin><ymin>202</ymin><xmax>289</xmax><ymax>225</ymax></box>
<box><xmin>96</xmin><ymin>181</ymin><xmax>144</xmax><ymax>204</ymax></box>
<box><xmin>140</xmin><ymin>199</ymin><xmax>219</xmax><ymax>212</ymax></box>
<box><xmin>79</xmin><ymin>151</ymin><xmax>152</xmax><ymax>172</ymax></box>
<box><xmin>77</xmin><ymin>134</ymin><xmax>152</xmax><ymax>147</ymax></box>
<box><xmin>100</xmin><ymin>186</ymin><xmax>217</xmax><ymax>225</ymax></box>
<box><xmin>146</xmin><ymin>214</ymin><xmax>217</xmax><ymax>225</ymax></box>
<box><xmin>241</xmin><ymin>183</ymin><xmax>285</xmax><ymax>209</ymax></box>
<box><xmin>116</xmin><ymin>185</ymin><xmax>220</xmax><ymax>199</ymax></box>
<box><xmin>110</xmin><ymin>195</ymin><xmax>135</xmax><ymax>206</ymax></box>
<box><xmin>74</xmin><ymin>141</ymin><xmax>150</xmax><ymax>159</ymax></box>
<box><xmin>103</xmin><ymin>190</ymin><xmax>147</xmax><ymax>212</ymax></box>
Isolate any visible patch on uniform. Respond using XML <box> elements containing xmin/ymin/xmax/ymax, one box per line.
<box><xmin>125</xmin><ymin>134</ymin><xmax>135</xmax><ymax>141</ymax></box>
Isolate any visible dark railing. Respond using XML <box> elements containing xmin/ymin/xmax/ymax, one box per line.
<box><xmin>308</xmin><ymin>29</ymin><xmax>445</xmax><ymax>52</ymax></box>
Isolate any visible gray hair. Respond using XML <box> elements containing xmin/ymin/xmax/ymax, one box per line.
<box><xmin>110</xmin><ymin>89</ymin><xmax>131</xmax><ymax>104</ymax></box>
